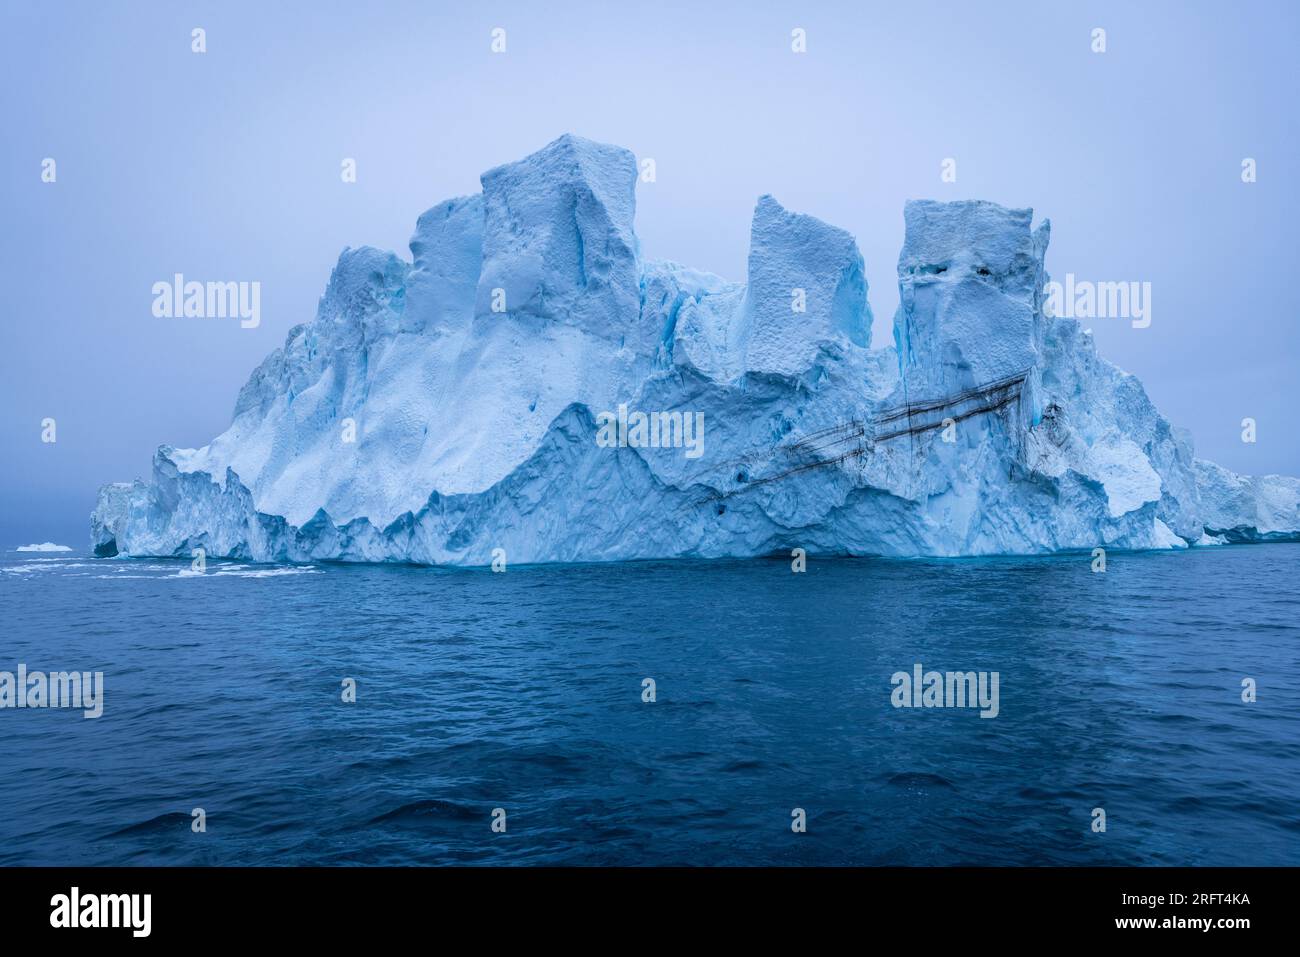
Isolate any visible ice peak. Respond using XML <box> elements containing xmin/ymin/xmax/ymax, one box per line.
<box><xmin>742</xmin><ymin>193</ymin><xmax>871</xmax><ymax>377</ymax></box>
<box><xmin>894</xmin><ymin>199</ymin><xmax>1046</xmax><ymax>400</ymax></box>
<box><xmin>475</xmin><ymin>134</ymin><xmax>641</xmax><ymax>343</ymax></box>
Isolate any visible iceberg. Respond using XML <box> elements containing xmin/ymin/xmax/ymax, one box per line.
<box><xmin>91</xmin><ymin>135</ymin><xmax>1300</xmax><ymax>564</ymax></box>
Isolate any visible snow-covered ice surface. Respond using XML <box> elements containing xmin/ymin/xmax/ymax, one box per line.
<box><xmin>92</xmin><ymin>135</ymin><xmax>1300</xmax><ymax>565</ymax></box>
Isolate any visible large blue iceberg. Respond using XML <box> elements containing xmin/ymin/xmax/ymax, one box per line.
<box><xmin>92</xmin><ymin>135</ymin><xmax>1300</xmax><ymax>564</ymax></box>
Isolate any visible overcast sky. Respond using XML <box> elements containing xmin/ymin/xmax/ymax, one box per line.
<box><xmin>2</xmin><ymin>0</ymin><xmax>1296</xmax><ymax>545</ymax></box>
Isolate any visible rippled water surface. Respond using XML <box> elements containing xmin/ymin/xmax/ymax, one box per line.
<box><xmin>1</xmin><ymin>545</ymin><xmax>1297</xmax><ymax>865</ymax></box>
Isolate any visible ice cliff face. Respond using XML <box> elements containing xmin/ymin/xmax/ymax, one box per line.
<box><xmin>92</xmin><ymin>134</ymin><xmax>1300</xmax><ymax>564</ymax></box>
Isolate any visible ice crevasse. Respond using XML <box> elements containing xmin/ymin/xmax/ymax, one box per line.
<box><xmin>92</xmin><ymin>134</ymin><xmax>1300</xmax><ymax>564</ymax></box>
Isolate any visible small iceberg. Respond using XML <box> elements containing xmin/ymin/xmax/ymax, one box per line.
<box><xmin>16</xmin><ymin>542</ymin><xmax>73</xmax><ymax>553</ymax></box>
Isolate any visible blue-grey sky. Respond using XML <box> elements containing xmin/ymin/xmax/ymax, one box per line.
<box><xmin>2</xmin><ymin>0</ymin><xmax>1296</xmax><ymax>545</ymax></box>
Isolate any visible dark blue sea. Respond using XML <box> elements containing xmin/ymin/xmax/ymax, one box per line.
<box><xmin>2</xmin><ymin>545</ymin><xmax>1297</xmax><ymax>866</ymax></box>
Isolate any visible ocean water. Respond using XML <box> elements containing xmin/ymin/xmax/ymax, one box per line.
<box><xmin>1</xmin><ymin>544</ymin><xmax>1297</xmax><ymax>867</ymax></box>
